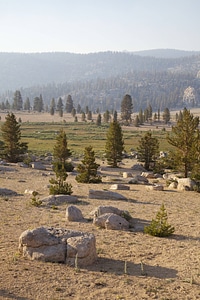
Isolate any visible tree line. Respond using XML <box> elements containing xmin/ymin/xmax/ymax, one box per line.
<box><xmin>1</xmin><ymin>108</ymin><xmax>200</xmax><ymax>190</ymax></box>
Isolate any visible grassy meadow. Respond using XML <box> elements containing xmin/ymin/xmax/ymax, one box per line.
<box><xmin>2</xmin><ymin>107</ymin><xmax>200</xmax><ymax>157</ymax></box>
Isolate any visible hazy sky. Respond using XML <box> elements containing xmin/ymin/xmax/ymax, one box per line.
<box><xmin>0</xmin><ymin>0</ymin><xmax>199</xmax><ymax>53</ymax></box>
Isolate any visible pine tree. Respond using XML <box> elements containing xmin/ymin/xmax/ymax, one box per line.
<box><xmin>65</xmin><ymin>95</ymin><xmax>74</xmax><ymax>113</ymax></box>
<box><xmin>96</xmin><ymin>113</ymin><xmax>101</xmax><ymax>126</ymax></box>
<box><xmin>144</xmin><ymin>203</ymin><xmax>175</xmax><ymax>237</ymax></box>
<box><xmin>103</xmin><ymin>110</ymin><xmax>110</xmax><ymax>123</ymax></box>
<box><xmin>50</xmin><ymin>98</ymin><xmax>56</xmax><ymax>115</ymax></box>
<box><xmin>163</xmin><ymin>107</ymin><xmax>170</xmax><ymax>124</ymax></box>
<box><xmin>76</xmin><ymin>146</ymin><xmax>102</xmax><ymax>183</ymax></box>
<box><xmin>105</xmin><ymin>121</ymin><xmax>124</xmax><ymax>167</ymax></box>
<box><xmin>33</xmin><ymin>96</ymin><xmax>43</xmax><ymax>112</ymax></box>
<box><xmin>113</xmin><ymin>110</ymin><xmax>117</xmax><ymax>122</ymax></box>
<box><xmin>167</xmin><ymin>108</ymin><xmax>200</xmax><ymax>178</ymax></box>
<box><xmin>57</xmin><ymin>97</ymin><xmax>63</xmax><ymax>116</ymax></box>
<box><xmin>137</xmin><ymin>131</ymin><xmax>159</xmax><ymax>170</ymax></box>
<box><xmin>71</xmin><ymin>108</ymin><xmax>76</xmax><ymax>117</ymax></box>
<box><xmin>24</xmin><ymin>97</ymin><xmax>31</xmax><ymax>111</ymax></box>
<box><xmin>134</xmin><ymin>115</ymin><xmax>140</xmax><ymax>127</ymax></box>
<box><xmin>121</xmin><ymin>94</ymin><xmax>133</xmax><ymax>124</ymax></box>
<box><xmin>81</xmin><ymin>112</ymin><xmax>86</xmax><ymax>122</ymax></box>
<box><xmin>13</xmin><ymin>90</ymin><xmax>23</xmax><ymax>110</ymax></box>
<box><xmin>1</xmin><ymin>113</ymin><xmax>28</xmax><ymax>162</ymax></box>
<box><xmin>49</xmin><ymin>129</ymin><xmax>73</xmax><ymax>195</ymax></box>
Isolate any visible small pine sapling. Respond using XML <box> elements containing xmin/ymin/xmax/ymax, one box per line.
<box><xmin>144</xmin><ymin>203</ymin><xmax>175</xmax><ymax>237</ymax></box>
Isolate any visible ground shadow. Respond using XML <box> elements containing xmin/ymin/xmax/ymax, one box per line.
<box><xmin>0</xmin><ymin>290</ymin><xmax>29</xmax><ymax>300</ymax></box>
<box><xmin>86</xmin><ymin>257</ymin><xmax>177</xmax><ymax>279</ymax></box>
<box><xmin>131</xmin><ymin>218</ymin><xmax>150</xmax><ymax>232</ymax></box>
<box><xmin>171</xmin><ymin>233</ymin><xmax>200</xmax><ymax>242</ymax></box>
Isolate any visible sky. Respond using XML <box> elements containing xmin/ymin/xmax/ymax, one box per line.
<box><xmin>0</xmin><ymin>0</ymin><xmax>199</xmax><ymax>54</ymax></box>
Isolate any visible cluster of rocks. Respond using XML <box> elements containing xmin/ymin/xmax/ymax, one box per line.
<box><xmin>19</xmin><ymin>226</ymin><xmax>97</xmax><ymax>267</ymax></box>
<box><xmin>92</xmin><ymin>205</ymin><xmax>133</xmax><ymax>230</ymax></box>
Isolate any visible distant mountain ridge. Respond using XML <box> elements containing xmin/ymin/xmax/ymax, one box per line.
<box><xmin>0</xmin><ymin>49</ymin><xmax>200</xmax><ymax>111</ymax></box>
<box><xmin>0</xmin><ymin>49</ymin><xmax>200</xmax><ymax>94</ymax></box>
<box><xmin>132</xmin><ymin>49</ymin><xmax>200</xmax><ymax>58</ymax></box>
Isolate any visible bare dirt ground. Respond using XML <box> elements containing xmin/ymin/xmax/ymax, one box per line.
<box><xmin>0</xmin><ymin>157</ymin><xmax>200</xmax><ymax>300</ymax></box>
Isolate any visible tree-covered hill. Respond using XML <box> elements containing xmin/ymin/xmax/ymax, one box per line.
<box><xmin>0</xmin><ymin>50</ymin><xmax>200</xmax><ymax>111</ymax></box>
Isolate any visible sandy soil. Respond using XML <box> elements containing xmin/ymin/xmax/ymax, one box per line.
<box><xmin>0</xmin><ymin>157</ymin><xmax>200</xmax><ymax>300</ymax></box>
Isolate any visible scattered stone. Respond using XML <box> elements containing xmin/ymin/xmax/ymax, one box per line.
<box><xmin>131</xmin><ymin>164</ymin><xmax>146</xmax><ymax>171</ymax></box>
<box><xmin>105</xmin><ymin>213</ymin><xmax>130</xmax><ymax>230</ymax></box>
<box><xmin>93</xmin><ymin>213</ymin><xmax>113</xmax><ymax>228</ymax></box>
<box><xmin>110</xmin><ymin>184</ymin><xmax>130</xmax><ymax>190</ymax></box>
<box><xmin>93</xmin><ymin>205</ymin><xmax>123</xmax><ymax>217</ymax></box>
<box><xmin>19</xmin><ymin>226</ymin><xmax>97</xmax><ymax>266</ymax></box>
<box><xmin>89</xmin><ymin>189</ymin><xmax>127</xmax><ymax>200</ymax></box>
<box><xmin>177</xmin><ymin>178</ymin><xmax>196</xmax><ymax>191</ymax></box>
<box><xmin>41</xmin><ymin>194</ymin><xmax>78</xmax><ymax>206</ymax></box>
<box><xmin>145</xmin><ymin>184</ymin><xmax>164</xmax><ymax>191</ymax></box>
<box><xmin>31</xmin><ymin>162</ymin><xmax>46</xmax><ymax>170</ymax></box>
<box><xmin>168</xmin><ymin>181</ymin><xmax>178</xmax><ymax>189</ymax></box>
<box><xmin>66</xmin><ymin>205</ymin><xmax>84</xmax><ymax>222</ymax></box>
<box><xmin>24</xmin><ymin>189</ymin><xmax>36</xmax><ymax>195</ymax></box>
<box><xmin>122</xmin><ymin>172</ymin><xmax>132</xmax><ymax>178</ymax></box>
<box><xmin>128</xmin><ymin>175</ymin><xmax>149</xmax><ymax>185</ymax></box>
<box><xmin>141</xmin><ymin>172</ymin><xmax>156</xmax><ymax>179</ymax></box>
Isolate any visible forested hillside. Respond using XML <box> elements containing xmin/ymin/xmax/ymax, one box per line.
<box><xmin>0</xmin><ymin>50</ymin><xmax>200</xmax><ymax>111</ymax></box>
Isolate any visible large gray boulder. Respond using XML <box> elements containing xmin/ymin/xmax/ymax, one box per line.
<box><xmin>19</xmin><ymin>227</ymin><xmax>97</xmax><ymax>266</ymax></box>
<box><xmin>177</xmin><ymin>178</ymin><xmax>196</xmax><ymax>191</ymax></box>
<box><xmin>41</xmin><ymin>194</ymin><xmax>78</xmax><ymax>206</ymax></box>
<box><xmin>66</xmin><ymin>205</ymin><xmax>84</xmax><ymax>222</ymax></box>
<box><xmin>93</xmin><ymin>213</ymin><xmax>113</xmax><ymax>228</ymax></box>
<box><xmin>110</xmin><ymin>184</ymin><xmax>130</xmax><ymax>190</ymax></box>
<box><xmin>93</xmin><ymin>205</ymin><xmax>123</xmax><ymax>217</ymax></box>
<box><xmin>89</xmin><ymin>189</ymin><xmax>127</xmax><ymax>200</ymax></box>
<box><xmin>66</xmin><ymin>234</ymin><xmax>97</xmax><ymax>267</ymax></box>
<box><xmin>105</xmin><ymin>214</ymin><xmax>130</xmax><ymax>231</ymax></box>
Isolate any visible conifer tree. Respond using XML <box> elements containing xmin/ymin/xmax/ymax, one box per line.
<box><xmin>76</xmin><ymin>146</ymin><xmax>102</xmax><ymax>183</ymax></box>
<box><xmin>144</xmin><ymin>203</ymin><xmax>175</xmax><ymax>237</ymax></box>
<box><xmin>105</xmin><ymin>121</ymin><xmax>124</xmax><ymax>167</ymax></box>
<box><xmin>121</xmin><ymin>94</ymin><xmax>133</xmax><ymax>124</ymax></box>
<box><xmin>167</xmin><ymin>108</ymin><xmax>200</xmax><ymax>178</ymax></box>
<box><xmin>49</xmin><ymin>129</ymin><xmax>73</xmax><ymax>195</ymax></box>
<box><xmin>13</xmin><ymin>90</ymin><xmax>23</xmax><ymax>110</ymax></box>
<box><xmin>137</xmin><ymin>131</ymin><xmax>159</xmax><ymax>170</ymax></box>
<box><xmin>65</xmin><ymin>95</ymin><xmax>74</xmax><ymax>113</ymax></box>
<box><xmin>1</xmin><ymin>113</ymin><xmax>28</xmax><ymax>162</ymax></box>
<box><xmin>163</xmin><ymin>107</ymin><xmax>170</xmax><ymax>124</ymax></box>
<box><xmin>96</xmin><ymin>113</ymin><xmax>101</xmax><ymax>126</ymax></box>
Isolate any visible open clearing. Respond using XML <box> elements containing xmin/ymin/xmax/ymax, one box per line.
<box><xmin>0</xmin><ymin>157</ymin><xmax>200</xmax><ymax>300</ymax></box>
<box><xmin>0</xmin><ymin>111</ymin><xmax>200</xmax><ymax>299</ymax></box>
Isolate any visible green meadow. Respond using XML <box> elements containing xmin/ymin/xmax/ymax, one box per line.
<box><xmin>0</xmin><ymin>120</ymin><xmax>175</xmax><ymax>157</ymax></box>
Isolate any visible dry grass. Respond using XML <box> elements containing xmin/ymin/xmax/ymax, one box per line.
<box><xmin>0</xmin><ymin>157</ymin><xmax>200</xmax><ymax>300</ymax></box>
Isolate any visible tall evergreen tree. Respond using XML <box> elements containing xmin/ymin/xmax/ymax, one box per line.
<box><xmin>50</xmin><ymin>98</ymin><xmax>56</xmax><ymax>115</ymax></box>
<box><xmin>113</xmin><ymin>110</ymin><xmax>117</xmax><ymax>122</ymax></box>
<box><xmin>24</xmin><ymin>97</ymin><xmax>31</xmax><ymax>111</ymax></box>
<box><xmin>76</xmin><ymin>146</ymin><xmax>102</xmax><ymax>183</ymax></box>
<box><xmin>65</xmin><ymin>95</ymin><xmax>74</xmax><ymax>113</ymax></box>
<box><xmin>96</xmin><ymin>113</ymin><xmax>101</xmax><ymax>126</ymax></box>
<box><xmin>103</xmin><ymin>110</ymin><xmax>110</xmax><ymax>123</ymax></box>
<box><xmin>13</xmin><ymin>90</ymin><xmax>23</xmax><ymax>110</ymax></box>
<box><xmin>163</xmin><ymin>107</ymin><xmax>170</xmax><ymax>124</ymax></box>
<box><xmin>56</xmin><ymin>97</ymin><xmax>63</xmax><ymax>117</ymax></box>
<box><xmin>121</xmin><ymin>94</ymin><xmax>133</xmax><ymax>124</ymax></box>
<box><xmin>167</xmin><ymin>108</ymin><xmax>200</xmax><ymax>178</ymax></box>
<box><xmin>1</xmin><ymin>113</ymin><xmax>28</xmax><ymax>162</ymax></box>
<box><xmin>33</xmin><ymin>96</ymin><xmax>43</xmax><ymax>112</ymax></box>
<box><xmin>49</xmin><ymin>129</ymin><xmax>73</xmax><ymax>195</ymax></box>
<box><xmin>137</xmin><ymin>131</ymin><xmax>159</xmax><ymax>170</ymax></box>
<box><xmin>105</xmin><ymin>121</ymin><xmax>124</xmax><ymax>167</ymax></box>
